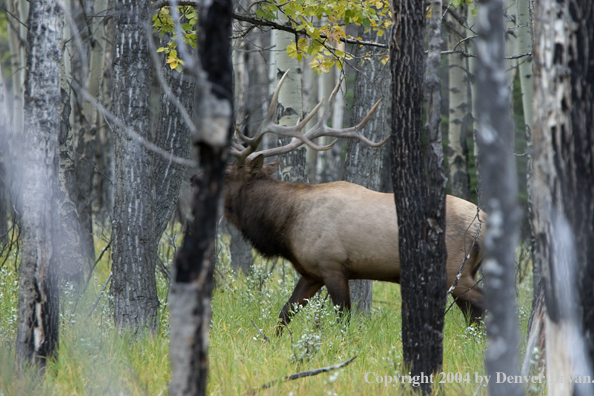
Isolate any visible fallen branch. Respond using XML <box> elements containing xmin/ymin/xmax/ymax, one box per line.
<box><xmin>244</xmin><ymin>355</ymin><xmax>358</xmax><ymax>396</ymax></box>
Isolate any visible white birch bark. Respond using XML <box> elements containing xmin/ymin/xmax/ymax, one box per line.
<box><xmin>274</xmin><ymin>14</ymin><xmax>307</xmax><ymax>183</ymax></box>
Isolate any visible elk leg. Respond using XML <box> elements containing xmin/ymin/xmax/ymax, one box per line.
<box><xmin>322</xmin><ymin>272</ymin><xmax>351</xmax><ymax>321</ymax></box>
<box><xmin>277</xmin><ymin>275</ymin><xmax>323</xmax><ymax>333</ymax></box>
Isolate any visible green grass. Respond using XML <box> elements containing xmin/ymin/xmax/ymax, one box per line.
<box><xmin>0</xmin><ymin>230</ymin><xmax>535</xmax><ymax>396</ymax></box>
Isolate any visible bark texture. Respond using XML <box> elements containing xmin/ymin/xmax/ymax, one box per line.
<box><xmin>153</xmin><ymin>38</ymin><xmax>194</xmax><ymax>239</ymax></box>
<box><xmin>532</xmin><ymin>1</ymin><xmax>594</xmax><ymax>393</ymax></box>
<box><xmin>6</xmin><ymin>0</ymin><xmax>27</xmax><ymax>144</ymax></box>
<box><xmin>169</xmin><ymin>1</ymin><xmax>233</xmax><ymax>394</ymax></box>
<box><xmin>343</xmin><ymin>24</ymin><xmax>391</xmax><ymax>313</ymax></box>
<box><xmin>15</xmin><ymin>0</ymin><xmax>63</xmax><ymax>366</ymax></box>
<box><xmin>110</xmin><ymin>0</ymin><xmax>158</xmax><ymax>333</ymax></box>
<box><xmin>53</xmin><ymin>10</ymin><xmax>87</xmax><ymax>283</ymax></box>
<box><xmin>466</xmin><ymin>7</ymin><xmax>483</xmax><ymax>207</ymax></box>
<box><xmin>474</xmin><ymin>1</ymin><xmax>522</xmax><ymax>395</ymax></box>
<box><xmin>0</xmin><ymin>63</ymin><xmax>9</xmax><ymax>246</ymax></box>
<box><xmin>274</xmin><ymin>15</ymin><xmax>308</xmax><ymax>183</ymax></box>
<box><xmin>446</xmin><ymin>11</ymin><xmax>471</xmax><ymax>201</ymax></box>
<box><xmin>75</xmin><ymin>0</ymin><xmax>110</xmax><ymax>267</ymax></box>
<box><xmin>228</xmin><ymin>4</ymin><xmax>268</xmax><ymax>274</ymax></box>
<box><xmin>390</xmin><ymin>0</ymin><xmax>447</xmax><ymax>391</ymax></box>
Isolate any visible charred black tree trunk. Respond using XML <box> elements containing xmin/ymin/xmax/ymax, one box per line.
<box><xmin>169</xmin><ymin>0</ymin><xmax>233</xmax><ymax>394</ymax></box>
<box><xmin>531</xmin><ymin>1</ymin><xmax>594</xmax><ymax>392</ymax></box>
<box><xmin>110</xmin><ymin>0</ymin><xmax>158</xmax><ymax>333</ymax></box>
<box><xmin>390</xmin><ymin>0</ymin><xmax>447</xmax><ymax>391</ymax></box>
<box><xmin>474</xmin><ymin>1</ymin><xmax>522</xmax><ymax>395</ymax></box>
<box><xmin>15</xmin><ymin>0</ymin><xmax>63</xmax><ymax>366</ymax></box>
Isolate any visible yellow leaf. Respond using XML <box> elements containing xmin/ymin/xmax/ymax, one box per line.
<box><xmin>376</xmin><ymin>1</ymin><xmax>383</xmax><ymax>9</ymax></box>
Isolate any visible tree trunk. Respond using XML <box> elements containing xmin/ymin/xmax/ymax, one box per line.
<box><xmin>516</xmin><ymin>0</ymin><xmax>537</xmax><ymax>288</ymax></box>
<box><xmin>110</xmin><ymin>0</ymin><xmax>158</xmax><ymax>333</ymax></box>
<box><xmin>53</xmin><ymin>10</ymin><xmax>87</xmax><ymax>283</ymax></box>
<box><xmin>227</xmin><ymin>3</ymin><xmax>262</xmax><ymax>274</ymax></box>
<box><xmin>303</xmin><ymin>61</ymin><xmax>319</xmax><ymax>184</ymax></box>
<box><xmin>15</xmin><ymin>0</ymin><xmax>63</xmax><ymax>367</ymax></box>
<box><xmin>474</xmin><ymin>1</ymin><xmax>522</xmax><ymax>395</ymax></box>
<box><xmin>0</xmin><ymin>63</ymin><xmax>9</xmax><ymax>246</ymax></box>
<box><xmin>75</xmin><ymin>0</ymin><xmax>110</xmax><ymax>268</ymax></box>
<box><xmin>390</xmin><ymin>0</ymin><xmax>447</xmax><ymax>392</ymax></box>
<box><xmin>169</xmin><ymin>1</ymin><xmax>233</xmax><ymax>394</ymax></box>
<box><xmin>274</xmin><ymin>15</ymin><xmax>307</xmax><ymax>183</ymax></box>
<box><xmin>445</xmin><ymin>12</ymin><xmax>471</xmax><ymax>201</ymax></box>
<box><xmin>316</xmin><ymin>65</ymin><xmax>335</xmax><ymax>184</ymax></box>
<box><xmin>466</xmin><ymin>5</ymin><xmax>483</xmax><ymax>207</ymax></box>
<box><xmin>516</xmin><ymin>0</ymin><xmax>543</xmax><ymax>375</ymax></box>
<box><xmin>153</xmin><ymin>38</ymin><xmax>194</xmax><ymax>240</ymax></box>
<box><xmin>5</xmin><ymin>0</ymin><xmax>28</xmax><ymax>235</ymax></box>
<box><xmin>343</xmin><ymin>24</ymin><xmax>391</xmax><ymax>313</ymax></box>
<box><xmin>504</xmin><ymin>0</ymin><xmax>518</xmax><ymax>83</ymax></box>
<box><xmin>532</xmin><ymin>0</ymin><xmax>594</xmax><ymax>393</ymax></box>
<box><xmin>6</xmin><ymin>0</ymin><xmax>27</xmax><ymax>145</ymax></box>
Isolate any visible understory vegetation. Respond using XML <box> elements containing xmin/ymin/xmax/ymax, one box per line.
<box><xmin>0</xmin><ymin>226</ymin><xmax>536</xmax><ymax>396</ymax></box>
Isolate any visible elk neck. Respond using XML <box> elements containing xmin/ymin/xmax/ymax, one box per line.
<box><xmin>225</xmin><ymin>172</ymin><xmax>310</xmax><ymax>261</ymax></box>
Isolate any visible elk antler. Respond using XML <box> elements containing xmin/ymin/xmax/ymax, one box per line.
<box><xmin>230</xmin><ymin>70</ymin><xmax>389</xmax><ymax>163</ymax></box>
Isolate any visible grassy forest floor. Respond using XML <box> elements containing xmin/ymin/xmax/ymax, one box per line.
<box><xmin>0</xmin><ymin>225</ymin><xmax>540</xmax><ymax>396</ymax></box>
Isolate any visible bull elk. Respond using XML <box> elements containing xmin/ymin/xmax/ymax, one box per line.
<box><xmin>225</xmin><ymin>71</ymin><xmax>485</xmax><ymax>331</ymax></box>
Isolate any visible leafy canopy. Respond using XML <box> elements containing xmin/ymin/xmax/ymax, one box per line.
<box><xmin>152</xmin><ymin>1</ymin><xmax>392</xmax><ymax>74</ymax></box>
<box><xmin>152</xmin><ymin>6</ymin><xmax>198</xmax><ymax>72</ymax></box>
<box><xmin>257</xmin><ymin>0</ymin><xmax>392</xmax><ymax>73</ymax></box>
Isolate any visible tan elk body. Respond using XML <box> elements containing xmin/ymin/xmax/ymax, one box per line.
<box><xmin>225</xmin><ymin>156</ymin><xmax>485</xmax><ymax>328</ymax></box>
<box><xmin>225</xmin><ymin>71</ymin><xmax>485</xmax><ymax>329</ymax></box>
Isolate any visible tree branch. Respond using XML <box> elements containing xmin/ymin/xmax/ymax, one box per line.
<box><xmin>151</xmin><ymin>1</ymin><xmax>389</xmax><ymax>48</ymax></box>
<box><xmin>244</xmin><ymin>355</ymin><xmax>358</xmax><ymax>396</ymax></box>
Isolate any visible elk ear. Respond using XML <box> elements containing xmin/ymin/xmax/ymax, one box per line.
<box><xmin>262</xmin><ymin>161</ymin><xmax>280</xmax><ymax>176</ymax></box>
<box><xmin>245</xmin><ymin>154</ymin><xmax>264</xmax><ymax>176</ymax></box>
